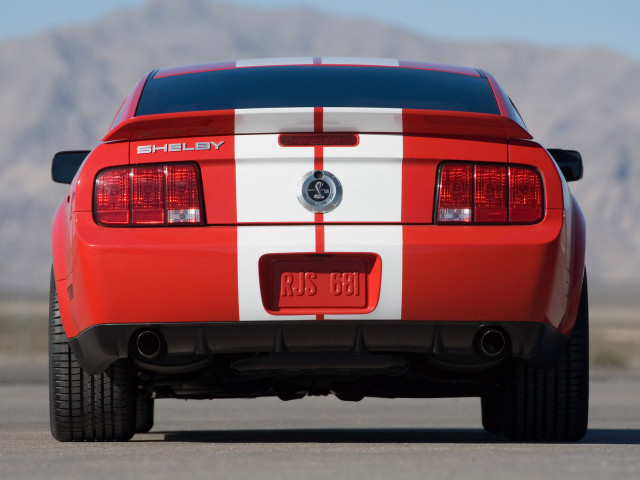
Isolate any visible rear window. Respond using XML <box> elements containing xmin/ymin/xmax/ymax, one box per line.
<box><xmin>136</xmin><ymin>66</ymin><xmax>500</xmax><ymax>116</ymax></box>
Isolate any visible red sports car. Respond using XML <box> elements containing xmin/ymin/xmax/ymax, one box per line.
<box><xmin>50</xmin><ymin>58</ymin><xmax>587</xmax><ymax>442</ymax></box>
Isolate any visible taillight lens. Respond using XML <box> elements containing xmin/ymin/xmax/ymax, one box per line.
<box><xmin>437</xmin><ymin>164</ymin><xmax>472</xmax><ymax>223</ymax></box>
<box><xmin>475</xmin><ymin>165</ymin><xmax>508</xmax><ymax>223</ymax></box>
<box><xmin>166</xmin><ymin>165</ymin><xmax>201</xmax><ymax>224</ymax></box>
<box><xmin>95</xmin><ymin>168</ymin><xmax>130</xmax><ymax>225</ymax></box>
<box><xmin>437</xmin><ymin>163</ymin><xmax>543</xmax><ymax>224</ymax></box>
<box><xmin>95</xmin><ymin>163</ymin><xmax>203</xmax><ymax>226</ymax></box>
<box><xmin>132</xmin><ymin>166</ymin><xmax>165</xmax><ymax>224</ymax></box>
<box><xmin>509</xmin><ymin>167</ymin><xmax>543</xmax><ymax>223</ymax></box>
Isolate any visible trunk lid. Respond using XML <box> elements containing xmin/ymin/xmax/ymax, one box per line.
<box><xmin>123</xmin><ymin>108</ymin><xmax>513</xmax><ymax>225</ymax></box>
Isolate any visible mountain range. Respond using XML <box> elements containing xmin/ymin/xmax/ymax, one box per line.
<box><xmin>1</xmin><ymin>0</ymin><xmax>639</xmax><ymax>293</ymax></box>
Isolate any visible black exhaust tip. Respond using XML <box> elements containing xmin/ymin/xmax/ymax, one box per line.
<box><xmin>477</xmin><ymin>328</ymin><xmax>508</xmax><ymax>358</ymax></box>
<box><xmin>136</xmin><ymin>330</ymin><xmax>164</xmax><ymax>359</ymax></box>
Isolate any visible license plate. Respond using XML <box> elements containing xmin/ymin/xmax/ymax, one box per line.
<box><xmin>260</xmin><ymin>254</ymin><xmax>379</xmax><ymax>313</ymax></box>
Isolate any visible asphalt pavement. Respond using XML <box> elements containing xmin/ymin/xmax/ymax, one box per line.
<box><xmin>0</xmin><ymin>370</ymin><xmax>639</xmax><ymax>480</ymax></box>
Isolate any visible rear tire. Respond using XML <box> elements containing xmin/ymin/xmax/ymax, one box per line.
<box><xmin>480</xmin><ymin>392</ymin><xmax>503</xmax><ymax>434</ymax></box>
<box><xmin>135</xmin><ymin>394</ymin><xmax>154</xmax><ymax>433</ymax></box>
<box><xmin>49</xmin><ymin>269</ymin><xmax>136</xmax><ymax>441</ymax></box>
<box><xmin>500</xmin><ymin>273</ymin><xmax>589</xmax><ymax>441</ymax></box>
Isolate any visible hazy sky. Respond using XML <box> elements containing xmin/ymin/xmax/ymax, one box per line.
<box><xmin>1</xmin><ymin>0</ymin><xmax>638</xmax><ymax>60</ymax></box>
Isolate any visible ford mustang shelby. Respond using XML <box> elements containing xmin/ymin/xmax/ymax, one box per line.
<box><xmin>50</xmin><ymin>57</ymin><xmax>587</xmax><ymax>442</ymax></box>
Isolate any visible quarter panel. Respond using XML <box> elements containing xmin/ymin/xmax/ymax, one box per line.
<box><xmin>52</xmin><ymin>199</ymin><xmax>75</xmax><ymax>337</ymax></box>
<box><xmin>558</xmin><ymin>197</ymin><xmax>586</xmax><ymax>335</ymax></box>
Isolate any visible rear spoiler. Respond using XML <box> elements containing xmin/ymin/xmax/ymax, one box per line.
<box><xmin>103</xmin><ymin>108</ymin><xmax>533</xmax><ymax>143</ymax></box>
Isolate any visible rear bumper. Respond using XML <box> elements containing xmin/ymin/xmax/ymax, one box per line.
<box><xmin>70</xmin><ymin>320</ymin><xmax>568</xmax><ymax>375</ymax></box>
<box><xmin>57</xmin><ymin>210</ymin><xmax>570</xmax><ymax>339</ymax></box>
<box><xmin>60</xmin><ymin>211</ymin><xmax>572</xmax><ymax>374</ymax></box>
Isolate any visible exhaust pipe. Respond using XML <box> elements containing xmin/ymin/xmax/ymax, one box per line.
<box><xmin>136</xmin><ymin>330</ymin><xmax>163</xmax><ymax>359</ymax></box>
<box><xmin>478</xmin><ymin>329</ymin><xmax>508</xmax><ymax>358</ymax></box>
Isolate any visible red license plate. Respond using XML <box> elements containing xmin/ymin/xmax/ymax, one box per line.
<box><xmin>260</xmin><ymin>254</ymin><xmax>378</xmax><ymax>312</ymax></box>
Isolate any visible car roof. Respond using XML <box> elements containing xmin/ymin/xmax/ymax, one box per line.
<box><xmin>105</xmin><ymin>57</ymin><xmax>531</xmax><ymax>141</ymax></box>
<box><xmin>153</xmin><ymin>57</ymin><xmax>483</xmax><ymax>79</ymax></box>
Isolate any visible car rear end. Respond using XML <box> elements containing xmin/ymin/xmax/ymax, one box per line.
<box><xmin>50</xmin><ymin>58</ymin><xmax>587</xmax><ymax>441</ymax></box>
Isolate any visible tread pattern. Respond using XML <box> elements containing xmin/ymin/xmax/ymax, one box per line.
<box><xmin>480</xmin><ymin>392</ymin><xmax>503</xmax><ymax>434</ymax></box>
<box><xmin>135</xmin><ymin>394</ymin><xmax>155</xmax><ymax>434</ymax></box>
<box><xmin>49</xmin><ymin>269</ymin><xmax>135</xmax><ymax>441</ymax></box>
<box><xmin>500</xmin><ymin>273</ymin><xmax>589</xmax><ymax>441</ymax></box>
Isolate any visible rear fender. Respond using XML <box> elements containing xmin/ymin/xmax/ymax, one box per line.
<box><xmin>558</xmin><ymin>197</ymin><xmax>586</xmax><ymax>335</ymax></box>
<box><xmin>52</xmin><ymin>142</ymin><xmax>130</xmax><ymax>338</ymax></box>
<box><xmin>52</xmin><ymin>199</ymin><xmax>74</xmax><ymax>337</ymax></box>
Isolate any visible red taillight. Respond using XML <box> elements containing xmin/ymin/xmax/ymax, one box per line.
<box><xmin>437</xmin><ymin>163</ymin><xmax>543</xmax><ymax>224</ymax></box>
<box><xmin>437</xmin><ymin>164</ymin><xmax>472</xmax><ymax>223</ymax></box>
<box><xmin>166</xmin><ymin>165</ymin><xmax>201</xmax><ymax>224</ymax></box>
<box><xmin>132</xmin><ymin>166</ymin><xmax>165</xmax><ymax>224</ymax></box>
<box><xmin>95</xmin><ymin>163</ymin><xmax>202</xmax><ymax>226</ymax></box>
<box><xmin>475</xmin><ymin>165</ymin><xmax>508</xmax><ymax>223</ymax></box>
<box><xmin>509</xmin><ymin>166</ymin><xmax>543</xmax><ymax>223</ymax></box>
<box><xmin>95</xmin><ymin>168</ymin><xmax>130</xmax><ymax>225</ymax></box>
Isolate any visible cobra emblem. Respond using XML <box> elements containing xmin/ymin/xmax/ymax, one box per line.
<box><xmin>297</xmin><ymin>170</ymin><xmax>343</xmax><ymax>214</ymax></box>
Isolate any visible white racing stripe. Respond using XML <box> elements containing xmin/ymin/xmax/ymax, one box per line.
<box><xmin>324</xmin><ymin>225</ymin><xmax>403</xmax><ymax>320</ymax></box>
<box><xmin>236</xmin><ymin>57</ymin><xmax>315</xmax><ymax>67</ymax></box>
<box><xmin>235</xmin><ymin>107</ymin><xmax>316</xmax><ymax>321</ymax></box>
<box><xmin>321</xmin><ymin>57</ymin><xmax>400</xmax><ymax>67</ymax></box>
<box><xmin>237</xmin><ymin>226</ymin><xmax>316</xmax><ymax>321</ymax></box>
<box><xmin>322</xmin><ymin>133</ymin><xmax>403</xmax><ymax>223</ymax></box>
<box><xmin>235</xmin><ymin>129</ymin><xmax>315</xmax><ymax>223</ymax></box>
<box><xmin>235</xmin><ymin>107</ymin><xmax>316</xmax><ymax>134</ymax></box>
<box><xmin>323</xmin><ymin>107</ymin><xmax>403</xmax><ymax>133</ymax></box>
<box><xmin>235</xmin><ymin>106</ymin><xmax>404</xmax><ymax>320</ymax></box>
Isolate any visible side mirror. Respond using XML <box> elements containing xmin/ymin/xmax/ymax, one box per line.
<box><xmin>547</xmin><ymin>149</ymin><xmax>583</xmax><ymax>182</ymax></box>
<box><xmin>51</xmin><ymin>151</ymin><xmax>90</xmax><ymax>184</ymax></box>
